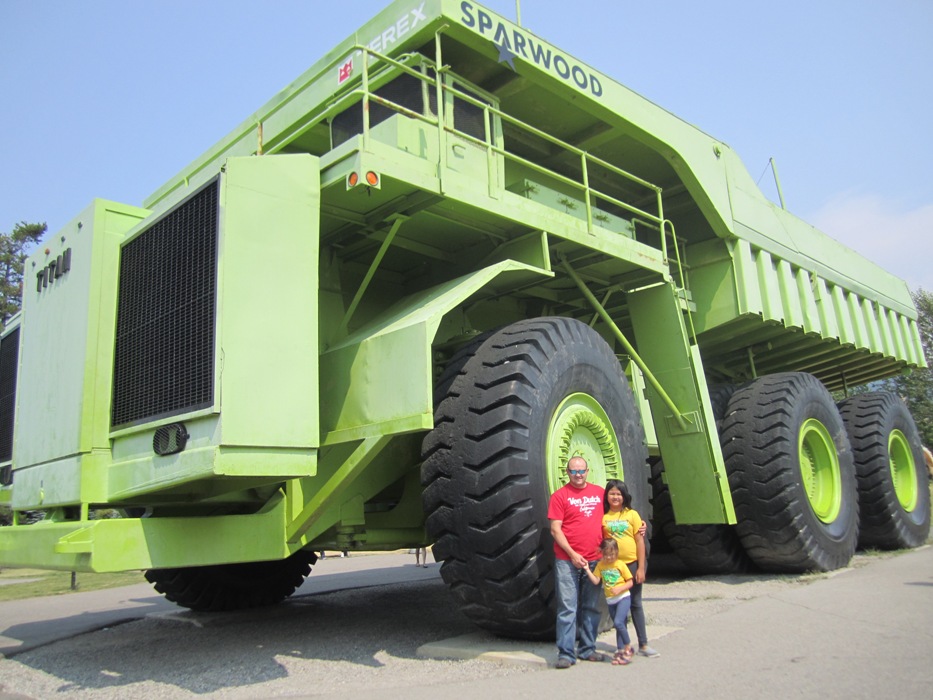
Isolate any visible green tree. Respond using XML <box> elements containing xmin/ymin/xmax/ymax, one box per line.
<box><xmin>0</xmin><ymin>223</ymin><xmax>45</xmax><ymax>532</ymax></box>
<box><xmin>0</xmin><ymin>221</ymin><xmax>47</xmax><ymax>326</ymax></box>
<box><xmin>890</xmin><ymin>289</ymin><xmax>933</xmax><ymax>447</ymax></box>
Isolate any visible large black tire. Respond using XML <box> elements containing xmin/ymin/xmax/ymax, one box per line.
<box><xmin>838</xmin><ymin>392</ymin><xmax>931</xmax><ymax>549</ymax></box>
<box><xmin>650</xmin><ymin>459</ymin><xmax>752</xmax><ymax>575</ymax></box>
<box><xmin>645</xmin><ymin>458</ymin><xmax>672</xmax><ymax>555</ymax></box>
<box><xmin>145</xmin><ymin>549</ymin><xmax>316</xmax><ymax>611</ymax></box>
<box><xmin>708</xmin><ymin>383</ymin><xmax>739</xmax><ymax>419</ymax></box>
<box><xmin>650</xmin><ymin>384</ymin><xmax>753</xmax><ymax>575</ymax></box>
<box><xmin>720</xmin><ymin>372</ymin><xmax>858</xmax><ymax>572</ymax></box>
<box><xmin>421</xmin><ymin>317</ymin><xmax>649</xmax><ymax>639</ymax></box>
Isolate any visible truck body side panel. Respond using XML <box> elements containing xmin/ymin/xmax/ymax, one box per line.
<box><xmin>13</xmin><ymin>202</ymin><xmax>149</xmax><ymax>508</ymax></box>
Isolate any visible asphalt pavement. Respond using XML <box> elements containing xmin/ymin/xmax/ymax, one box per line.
<box><xmin>0</xmin><ymin>552</ymin><xmax>439</xmax><ymax>658</ymax></box>
<box><xmin>409</xmin><ymin>545</ymin><xmax>933</xmax><ymax>699</ymax></box>
<box><xmin>1</xmin><ymin>546</ymin><xmax>931</xmax><ymax>699</ymax></box>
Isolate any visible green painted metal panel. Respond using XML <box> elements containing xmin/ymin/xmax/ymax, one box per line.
<box><xmin>138</xmin><ymin>0</ymin><xmax>918</xmax><ymax>343</ymax></box>
<box><xmin>755</xmin><ymin>250</ymin><xmax>781</xmax><ymax>323</ymax></box>
<box><xmin>832</xmin><ymin>284</ymin><xmax>855</xmax><ymax>346</ymax></box>
<box><xmin>877</xmin><ymin>306</ymin><xmax>894</xmax><ymax>358</ymax></box>
<box><xmin>101</xmin><ymin>155</ymin><xmax>322</xmax><ymax>501</ymax></box>
<box><xmin>321</xmin><ymin>322</ymin><xmax>433</xmax><ymax>445</ymax></box>
<box><xmin>286</xmin><ymin>435</ymin><xmax>391</xmax><ymax>543</ymax></box>
<box><xmin>725</xmin><ymin>161</ymin><xmax>914</xmax><ymax>319</ymax></box>
<box><xmin>628</xmin><ymin>282</ymin><xmax>734</xmax><ymax>524</ymax></box>
<box><xmin>0</xmin><ymin>494</ymin><xmax>293</xmax><ymax>572</ymax></box>
<box><xmin>797</xmin><ymin>268</ymin><xmax>819</xmax><ymax>335</ymax></box>
<box><xmin>13</xmin><ymin>201</ymin><xmax>150</xmax><ymax>508</ymax></box>
<box><xmin>713</xmin><ymin>237</ymin><xmax>924</xmax><ymax>372</ymax></box>
<box><xmin>217</xmin><ymin>155</ymin><xmax>320</xmax><ymax>448</ymax></box>
<box><xmin>479</xmin><ymin>230</ymin><xmax>550</xmax><ymax>271</ymax></box>
<box><xmin>848</xmin><ymin>292</ymin><xmax>868</xmax><ymax>348</ymax></box>
<box><xmin>777</xmin><ymin>259</ymin><xmax>803</xmax><ymax>329</ymax></box>
<box><xmin>815</xmin><ymin>278</ymin><xmax>839</xmax><ymax>341</ymax></box>
<box><xmin>334</xmin><ymin>131</ymin><xmax>667</xmax><ymax>278</ymax></box>
<box><xmin>627</xmin><ymin>363</ymin><xmax>658</xmax><ymax>453</ymax></box>
<box><xmin>731</xmin><ymin>240</ymin><xmax>757</xmax><ymax>316</ymax></box>
<box><xmin>862</xmin><ymin>298</ymin><xmax>881</xmax><ymax>351</ymax></box>
<box><xmin>899</xmin><ymin>315</ymin><xmax>918</xmax><ymax>365</ymax></box>
<box><xmin>320</xmin><ymin>259</ymin><xmax>551</xmax><ymax>444</ymax></box>
<box><xmin>885</xmin><ymin>309</ymin><xmax>902</xmax><ymax>360</ymax></box>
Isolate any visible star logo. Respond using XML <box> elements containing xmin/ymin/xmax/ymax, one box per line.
<box><xmin>496</xmin><ymin>40</ymin><xmax>517</xmax><ymax>70</ymax></box>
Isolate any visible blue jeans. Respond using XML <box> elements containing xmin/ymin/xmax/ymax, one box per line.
<box><xmin>608</xmin><ymin>596</ymin><xmax>632</xmax><ymax>650</ymax></box>
<box><xmin>554</xmin><ymin>558</ymin><xmax>601</xmax><ymax>662</ymax></box>
<box><xmin>624</xmin><ymin>561</ymin><xmax>648</xmax><ymax>646</ymax></box>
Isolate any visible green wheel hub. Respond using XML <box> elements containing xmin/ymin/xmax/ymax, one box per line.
<box><xmin>798</xmin><ymin>418</ymin><xmax>842</xmax><ymax>523</ymax></box>
<box><xmin>888</xmin><ymin>429</ymin><xmax>918</xmax><ymax>511</ymax></box>
<box><xmin>546</xmin><ymin>392</ymin><xmax>622</xmax><ymax>493</ymax></box>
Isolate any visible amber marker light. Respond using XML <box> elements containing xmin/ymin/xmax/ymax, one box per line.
<box><xmin>365</xmin><ymin>171</ymin><xmax>380</xmax><ymax>187</ymax></box>
<box><xmin>347</xmin><ymin>172</ymin><xmax>359</xmax><ymax>188</ymax></box>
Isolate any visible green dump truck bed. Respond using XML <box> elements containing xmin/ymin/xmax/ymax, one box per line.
<box><xmin>141</xmin><ymin>0</ymin><xmax>923</xmax><ymax>391</ymax></box>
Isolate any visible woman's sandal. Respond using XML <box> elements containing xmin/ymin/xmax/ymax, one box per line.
<box><xmin>612</xmin><ymin>650</ymin><xmax>631</xmax><ymax>666</ymax></box>
<box><xmin>623</xmin><ymin>647</ymin><xmax>635</xmax><ymax>661</ymax></box>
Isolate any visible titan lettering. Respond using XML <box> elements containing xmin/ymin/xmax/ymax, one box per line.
<box><xmin>35</xmin><ymin>248</ymin><xmax>71</xmax><ymax>293</ymax></box>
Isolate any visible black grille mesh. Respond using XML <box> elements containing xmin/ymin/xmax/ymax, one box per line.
<box><xmin>453</xmin><ymin>84</ymin><xmax>486</xmax><ymax>141</ymax></box>
<box><xmin>332</xmin><ymin>71</ymin><xmax>430</xmax><ymax>147</ymax></box>
<box><xmin>111</xmin><ymin>182</ymin><xmax>219</xmax><ymax>428</ymax></box>
<box><xmin>0</xmin><ymin>327</ymin><xmax>20</xmax><ymax>462</ymax></box>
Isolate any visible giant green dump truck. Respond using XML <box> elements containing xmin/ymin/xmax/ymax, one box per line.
<box><xmin>1</xmin><ymin>0</ymin><xmax>929</xmax><ymax>639</ymax></box>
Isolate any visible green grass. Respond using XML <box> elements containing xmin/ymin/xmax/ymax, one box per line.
<box><xmin>0</xmin><ymin>568</ymin><xmax>147</xmax><ymax>602</ymax></box>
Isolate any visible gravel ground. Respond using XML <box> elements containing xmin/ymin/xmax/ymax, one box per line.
<box><xmin>0</xmin><ymin>576</ymin><xmax>531</xmax><ymax>699</ymax></box>
<box><xmin>0</xmin><ymin>551</ymin><xmax>898</xmax><ymax>699</ymax></box>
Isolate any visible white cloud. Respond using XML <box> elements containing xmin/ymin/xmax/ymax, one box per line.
<box><xmin>808</xmin><ymin>194</ymin><xmax>933</xmax><ymax>294</ymax></box>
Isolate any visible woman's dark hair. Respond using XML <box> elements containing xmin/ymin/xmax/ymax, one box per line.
<box><xmin>603</xmin><ymin>479</ymin><xmax>632</xmax><ymax>512</ymax></box>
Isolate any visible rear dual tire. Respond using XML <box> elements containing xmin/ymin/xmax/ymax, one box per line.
<box><xmin>651</xmin><ymin>384</ymin><xmax>753</xmax><ymax>575</ymax></box>
<box><xmin>721</xmin><ymin>373</ymin><xmax>859</xmax><ymax>572</ymax></box>
<box><xmin>838</xmin><ymin>392</ymin><xmax>931</xmax><ymax>549</ymax></box>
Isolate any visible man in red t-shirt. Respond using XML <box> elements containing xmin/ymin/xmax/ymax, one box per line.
<box><xmin>548</xmin><ymin>456</ymin><xmax>607</xmax><ymax>668</ymax></box>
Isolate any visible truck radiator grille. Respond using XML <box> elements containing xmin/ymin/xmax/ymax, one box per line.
<box><xmin>111</xmin><ymin>181</ymin><xmax>219</xmax><ymax>428</ymax></box>
<box><xmin>0</xmin><ymin>327</ymin><xmax>19</xmax><ymax>463</ymax></box>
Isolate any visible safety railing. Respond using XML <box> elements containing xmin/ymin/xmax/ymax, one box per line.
<box><xmin>266</xmin><ymin>40</ymin><xmax>669</xmax><ymax>260</ymax></box>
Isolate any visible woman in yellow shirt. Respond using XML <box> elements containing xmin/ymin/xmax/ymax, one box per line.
<box><xmin>602</xmin><ymin>479</ymin><xmax>659</xmax><ymax>658</ymax></box>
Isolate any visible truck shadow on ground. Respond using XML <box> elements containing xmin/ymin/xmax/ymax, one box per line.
<box><xmin>4</xmin><ymin>553</ymin><xmax>839</xmax><ymax>696</ymax></box>
<box><xmin>6</xmin><ymin>578</ymin><xmax>482</xmax><ymax>696</ymax></box>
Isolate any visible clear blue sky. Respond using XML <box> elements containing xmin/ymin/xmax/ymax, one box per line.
<box><xmin>2</xmin><ymin>0</ymin><xmax>931</xmax><ymax>291</ymax></box>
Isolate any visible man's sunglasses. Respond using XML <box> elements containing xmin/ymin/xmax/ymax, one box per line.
<box><xmin>568</xmin><ymin>469</ymin><xmax>587</xmax><ymax>476</ymax></box>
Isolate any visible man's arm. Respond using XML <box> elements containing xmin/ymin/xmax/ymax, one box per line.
<box><xmin>550</xmin><ymin>519</ymin><xmax>587</xmax><ymax>568</ymax></box>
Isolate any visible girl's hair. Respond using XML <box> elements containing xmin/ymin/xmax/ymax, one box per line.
<box><xmin>603</xmin><ymin>479</ymin><xmax>632</xmax><ymax>512</ymax></box>
<box><xmin>599</xmin><ymin>537</ymin><xmax>619</xmax><ymax>555</ymax></box>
